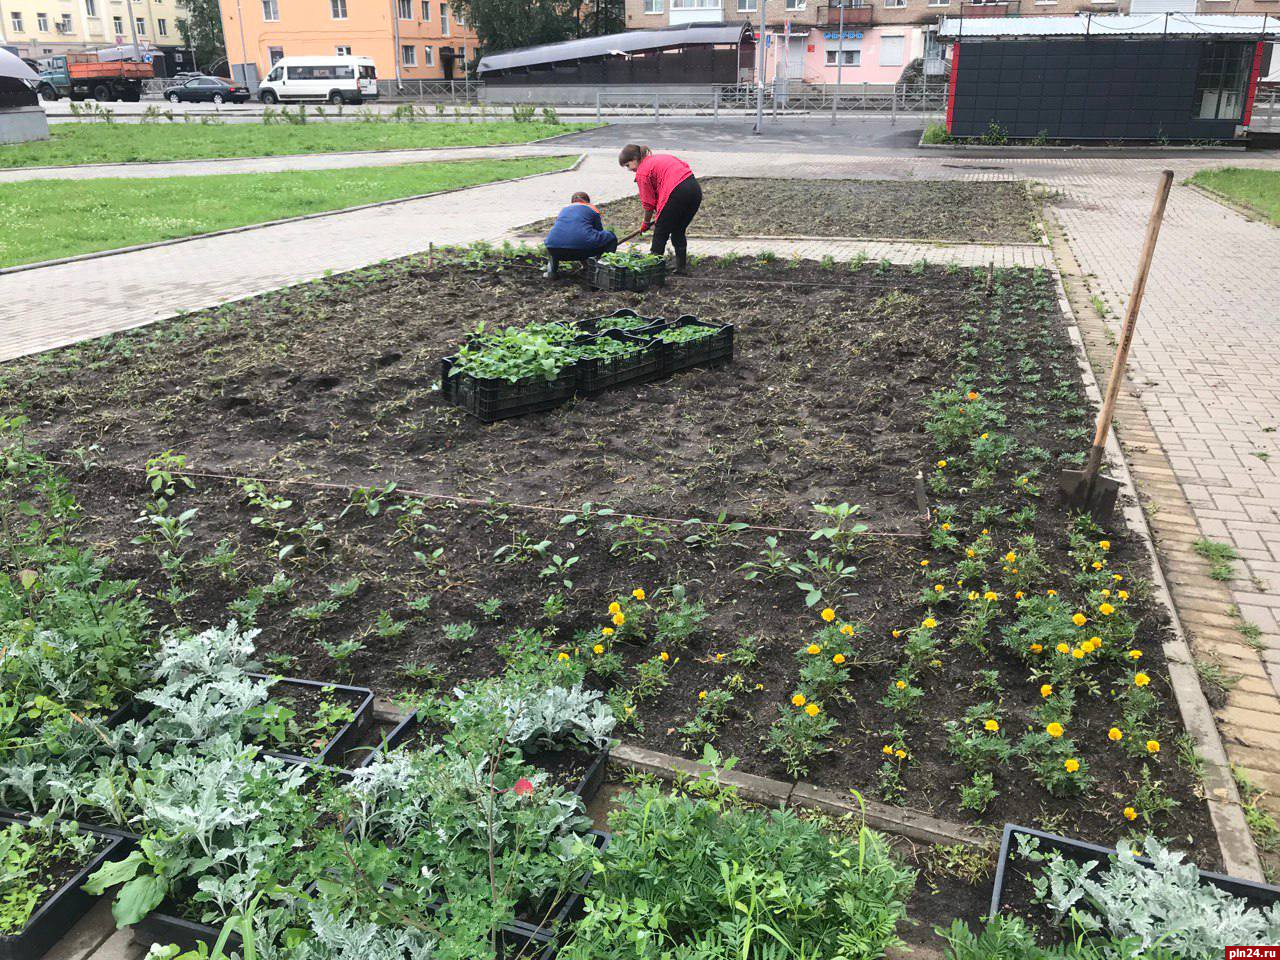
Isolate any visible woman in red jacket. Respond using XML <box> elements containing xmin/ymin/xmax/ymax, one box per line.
<box><xmin>619</xmin><ymin>144</ymin><xmax>702</xmax><ymax>274</ymax></box>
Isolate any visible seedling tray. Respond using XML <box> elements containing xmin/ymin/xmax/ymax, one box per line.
<box><xmin>523</xmin><ymin>746</ymin><xmax>610</xmax><ymax>805</ymax></box>
<box><xmin>657</xmin><ymin>316</ymin><xmax>734</xmax><ymax>376</ymax></box>
<box><xmin>521</xmin><ymin>829</ymin><xmax>610</xmax><ymax>937</ymax></box>
<box><xmin>135</xmin><ymin>907</ymin><xmax>242</xmax><ymax>955</ymax></box>
<box><xmin>0</xmin><ymin>813</ymin><xmax>126</xmax><ymax>960</ymax></box>
<box><xmin>562</xmin><ymin>308</ymin><xmax>669</xmax><ymax>338</ymax></box>
<box><xmin>573</xmin><ymin>332</ymin><xmax>663</xmax><ymax>397</ymax></box>
<box><xmin>248</xmin><ymin>673</ymin><xmax>375</xmax><ymax>768</ymax></box>
<box><xmin>989</xmin><ymin>824</ymin><xmax>1280</xmax><ymax>919</ymax></box>
<box><xmin>589</xmin><ymin>258</ymin><xmax>667</xmax><ymax>293</ymax></box>
<box><xmin>440</xmin><ymin>355</ymin><xmax>577</xmax><ymax>423</ymax></box>
<box><xmin>355</xmin><ymin>709</ymin><xmax>444</xmax><ymax>767</ymax></box>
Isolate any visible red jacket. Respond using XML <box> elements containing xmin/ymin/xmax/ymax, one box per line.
<box><xmin>634</xmin><ymin>154</ymin><xmax>693</xmax><ymax>220</ymax></box>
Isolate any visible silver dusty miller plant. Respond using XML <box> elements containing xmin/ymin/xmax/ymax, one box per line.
<box><xmin>451</xmin><ymin>682</ymin><xmax>617</xmax><ymax>751</ymax></box>
<box><xmin>1022</xmin><ymin>833</ymin><xmax>1280</xmax><ymax>954</ymax></box>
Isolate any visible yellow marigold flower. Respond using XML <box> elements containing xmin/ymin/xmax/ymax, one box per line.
<box><xmin>1128</xmin><ymin>649</ymin><xmax>1142</xmax><ymax>660</ymax></box>
<box><xmin>1047</xmin><ymin>589</ymin><xmax>1058</xmax><ymax>596</ymax></box>
<box><xmin>1072</xmin><ymin>647</ymin><xmax>1085</xmax><ymax>660</ymax></box>
<box><xmin>1108</xmin><ymin>727</ymin><xmax>1123</xmax><ymax>742</ymax></box>
<box><xmin>601</xmin><ymin>627</ymin><xmax>614</xmax><ymax>636</ymax></box>
<box><xmin>833</xmin><ymin>653</ymin><xmax>846</xmax><ymax>664</ymax></box>
<box><xmin>612</xmin><ymin>612</ymin><xmax>626</xmax><ymax>627</ymax></box>
<box><xmin>981</xmin><ymin>528</ymin><xmax>990</xmax><ymax>535</ymax></box>
<box><xmin>967</xmin><ymin>549</ymin><xmax>976</xmax><ymax>558</ymax></box>
<box><xmin>1015</xmin><ymin>591</ymin><xmax>1025</xmax><ymax>600</ymax></box>
<box><xmin>698</xmin><ymin>690</ymin><xmax>707</xmax><ymax>700</ymax></box>
<box><xmin>608</xmin><ymin>601</ymin><xmax>621</xmax><ymax>615</ymax></box>
<box><xmin>1099</xmin><ymin>602</ymin><xmax>1115</xmax><ymax>616</ymax></box>
<box><xmin>805</xmin><ymin>703</ymin><xmax>821</xmax><ymax>717</ymax></box>
<box><xmin>1113</xmin><ymin>574</ymin><xmax>1123</xmax><ymax>581</ymax></box>
<box><xmin>1117</xmin><ymin>590</ymin><xmax>1129</xmax><ymax>600</ymax></box>
<box><xmin>1146</xmin><ymin>739</ymin><xmax>1160</xmax><ymax>754</ymax></box>
<box><xmin>632</xmin><ymin>588</ymin><xmax>646</xmax><ymax>601</ymax></box>
<box><xmin>557</xmin><ymin>652</ymin><xmax>570</xmax><ymax>661</ymax></box>
<box><xmin>792</xmin><ymin>694</ymin><xmax>807</xmax><ymax>707</ymax></box>
<box><xmin>980</xmin><ymin>432</ymin><xmax>989</xmax><ymax>440</ymax></box>
<box><xmin>919</xmin><ymin>559</ymin><xmax>930</xmax><ymax>567</ymax></box>
<box><xmin>941</xmin><ymin>522</ymin><xmax>951</xmax><ymax>531</ymax></box>
<box><xmin>1064</xmin><ymin>758</ymin><xmax>1080</xmax><ymax>773</ymax></box>
<box><xmin>660</xmin><ymin>651</ymin><xmax>670</xmax><ymax>662</ymax></box>
<box><xmin>934</xmin><ymin>584</ymin><xmax>945</xmax><ymax>593</ymax></box>
<box><xmin>1092</xmin><ymin>561</ymin><xmax>1104</xmax><ymax>570</ymax></box>
<box><xmin>807</xmin><ymin>644</ymin><xmax>822</xmax><ymax>655</ymax></box>
<box><xmin>967</xmin><ymin>391</ymin><xmax>979</xmax><ymax>400</ymax></box>
<box><xmin>1123</xmin><ymin>807</ymin><xmax>1138</xmax><ymax>821</ymax></box>
<box><xmin>1081</xmin><ymin>639</ymin><xmax>1097</xmax><ymax>653</ymax></box>
<box><xmin>894</xmin><ymin>749</ymin><xmax>907</xmax><ymax>759</ymax></box>
<box><xmin>984</xmin><ymin>591</ymin><xmax>998</xmax><ymax>601</ymax></box>
<box><xmin>968</xmin><ymin>590</ymin><xmax>979</xmax><ymax>601</ymax></box>
<box><xmin>593</xmin><ymin>644</ymin><xmax>604</xmax><ymax>655</ymax></box>
<box><xmin>1072</xmin><ymin>613</ymin><xmax>1088</xmax><ymax>627</ymax></box>
<box><xmin>840</xmin><ymin>624</ymin><xmax>855</xmax><ymax>637</ymax></box>
<box><xmin>821</xmin><ymin>608</ymin><xmax>836</xmax><ymax>622</ymax></box>
<box><xmin>922</xmin><ymin>617</ymin><xmax>937</xmax><ymax>629</ymax></box>
<box><xmin>1030</xmin><ymin>643</ymin><xmax>1043</xmax><ymax>653</ymax></box>
<box><xmin>1047</xmin><ymin>722</ymin><xmax>1064</xmax><ymax>738</ymax></box>
<box><xmin>895</xmin><ymin>680</ymin><xmax>907</xmax><ymax>690</ymax></box>
<box><xmin>1056</xmin><ymin>643</ymin><xmax>1070</xmax><ymax>654</ymax></box>
<box><xmin>1041</xmin><ymin>684</ymin><xmax>1053</xmax><ymax>698</ymax></box>
<box><xmin>892</xmin><ymin>630</ymin><xmax>902</xmax><ymax>638</ymax></box>
<box><xmin>930</xmin><ymin>658</ymin><xmax>942</xmax><ymax>667</ymax></box>
<box><xmin>883</xmin><ymin>745</ymin><xmax>894</xmax><ymax>755</ymax></box>
<box><xmin>1134</xmin><ymin>672</ymin><xmax>1150</xmax><ymax>687</ymax></box>
<box><xmin>937</xmin><ymin>460</ymin><xmax>948</xmax><ymax>468</ymax></box>
<box><xmin>1100</xmin><ymin>540</ymin><xmax>1111</xmax><ymax>551</ymax></box>
<box><xmin>984</xmin><ymin>719</ymin><xmax>1000</xmax><ymax>732</ymax></box>
<box><xmin>1089</xmin><ymin>636</ymin><xmax>1102</xmax><ymax>647</ymax></box>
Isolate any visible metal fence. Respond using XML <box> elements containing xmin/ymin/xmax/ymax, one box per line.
<box><xmin>585</xmin><ymin>82</ymin><xmax>947</xmax><ymax>118</ymax></box>
<box><xmin>1253</xmin><ymin>86</ymin><xmax>1280</xmax><ymax>133</ymax></box>
<box><xmin>381</xmin><ymin>79</ymin><xmax>484</xmax><ymax>102</ymax></box>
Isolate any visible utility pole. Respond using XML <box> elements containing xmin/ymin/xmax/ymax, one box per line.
<box><xmin>391</xmin><ymin>0</ymin><xmax>402</xmax><ymax>88</ymax></box>
<box><xmin>753</xmin><ymin>0</ymin><xmax>765</xmax><ymax>133</ymax></box>
<box><xmin>831</xmin><ymin>1</ymin><xmax>844</xmax><ymax>123</ymax></box>
<box><xmin>233</xmin><ymin>0</ymin><xmax>249</xmax><ymax>85</ymax></box>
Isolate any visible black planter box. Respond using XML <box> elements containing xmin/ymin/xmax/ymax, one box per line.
<box><xmin>562</xmin><ymin>309</ymin><xmax>668</xmax><ymax>338</ymax></box>
<box><xmin>248</xmin><ymin>674</ymin><xmax>375</xmax><ymax>768</ymax></box>
<box><xmin>440</xmin><ymin>355</ymin><xmax>577</xmax><ymax>423</ymax></box>
<box><xmin>989</xmin><ymin>824</ymin><xmax>1280</xmax><ymax>920</ymax></box>
<box><xmin>522</xmin><ymin>829</ymin><xmax>610</xmax><ymax>938</ymax></box>
<box><xmin>523</xmin><ymin>746</ymin><xmax>610</xmax><ymax>805</ymax></box>
<box><xmin>0</xmin><ymin>813</ymin><xmax>127</xmax><ymax>960</ymax></box>
<box><xmin>135</xmin><ymin>907</ymin><xmax>242</xmax><ymax>955</ymax></box>
<box><xmin>656</xmin><ymin>317</ymin><xmax>734</xmax><ymax>376</ymax></box>
<box><xmin>573</xmin><ymin>332</ymin><xmax>663</xmax><ymax>397</ymax></box>
<box><xmin>589</xmin><ymin>258</ymin><xmax>667</xmax><ymax>293</ymax></box>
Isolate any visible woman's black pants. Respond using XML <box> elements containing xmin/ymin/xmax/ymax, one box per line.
<box><xmin>650</xmin><ymin>176</ymin><xmax>702</xmax><ymax>262</ymax></box>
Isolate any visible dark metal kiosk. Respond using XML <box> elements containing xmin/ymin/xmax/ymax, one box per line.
<box><xmin>939</xmin><ymin>14</ymin><xmax>1279</xmax><ymax>142</ymax></box>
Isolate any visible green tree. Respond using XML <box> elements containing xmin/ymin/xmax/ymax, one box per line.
<box><xmin>454</xmin><ymin>0</ymin><xmax>623</xmax><ymax>57</ymax></box>
<box><xmin>176</xmin><ymin>0</ymin><xmax>226</xmax><ymax>73</ymax></box>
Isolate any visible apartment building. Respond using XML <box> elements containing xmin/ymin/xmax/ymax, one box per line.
<box><xmin>623</xmin><ymin>0</ymin><xmax>1279</xmax><ymax>84</ymax></box>
<box><xmin>219</xmin><ymin>0</ymin><xmax>479</xmax><ymax>87</ymax></box>
<box><xmin>0</xmin><ymin>0</ymin><xmax>179</xmax><ymax>60</ymax></box>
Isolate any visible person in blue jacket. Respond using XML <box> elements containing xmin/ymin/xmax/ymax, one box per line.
<box><xmin>543</xmin><ymin>192</ymin><xmax>618</xmax><ymax>278</ymax></box>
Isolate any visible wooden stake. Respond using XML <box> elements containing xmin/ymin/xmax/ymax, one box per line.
<box><xmin>1081</xmin><ymin>169</ymin><xmax>1174</xmax><ymax>485</ymax></box>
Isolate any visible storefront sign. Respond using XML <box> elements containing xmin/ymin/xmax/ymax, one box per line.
<box><xmin>822</xmin><ymin>30</ymin><xmax>864</xmax><ymax>40</ymax></box>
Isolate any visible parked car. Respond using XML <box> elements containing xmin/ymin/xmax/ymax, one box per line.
<box><xmin>163</xmin><ymin>75</ymin><xmax>250</xmax><ymax>104</ymax></box>
<box><xmin>257</xmin><ymin>56</ymin><xmax>377</xmax><ymax>105</ymax></box>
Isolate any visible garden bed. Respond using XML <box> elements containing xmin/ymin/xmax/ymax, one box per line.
<box><xmin>0</xmin><ymin>251</ymin><xmax>1218</xmax><ymax>861</ymax></box>
<box><xmin>523</xmin><ymin>177</ymin><xmax>1042</xmax><ymax>243</ymax></box>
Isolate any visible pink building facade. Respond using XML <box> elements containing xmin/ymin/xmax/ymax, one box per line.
<box><xmin>773</xmin><ymin>25</ymin><xmax>928</xmax><ymax>84</ymax></box>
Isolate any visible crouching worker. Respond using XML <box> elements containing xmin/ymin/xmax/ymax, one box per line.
<box><xmin>543</xmin><ymin>192</ymin><xmax>618</xmax><ymax>278</ymax></box>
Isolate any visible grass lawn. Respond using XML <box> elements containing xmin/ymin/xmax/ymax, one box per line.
<box><xmin>1189</xmin><ymin>167</ymin><xmax>1280</xmax><ymax>226</ymax></box>
<box><xmin>0</xmin><ymin>121</ymin><xmax>591</xmax><ymax>168</ymax></box>
<box><xmin>0</xmin><ymin>155</ymin><xmax>572</xmax><ymax>267</ymax></box>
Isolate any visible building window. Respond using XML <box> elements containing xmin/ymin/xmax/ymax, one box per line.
<box><xmin>785</xmin><ymin>0</ymin><xmax>805</xmax><ymax>9</ymax></box>
<box><xmin>85</xmin><ymin>0</ymin><xmax>97</xmax><ymax>17</ymax></box>
<box><xmin>453</xmin><ymin>5</ymin><xmax>463</xmax><ymax>24</ymax></box>
<box><xmin>670</xmin><ymin>0</ymin><xmax>719</xmax><ymax>8</ymax></box>
<box><xmin>397</xmin><ymin>0</ymin><xmax>411</xmax><ymax>16</ymax></box>
<box><xmin>112</xmin><ymin>15</ymin><xmax>123</xmax><ymax>32</ymax></box>
<box><xmin>881</xmin><ymin>0</ymin><xmax>905</xmax><ymax>6</ymax></box>
<box><xmin>825</xmin><ymin>47</ymin><xmax>859</xmax><ymax>65</ymax></box>
<box><xmin>36</xmin><ymin>12</ymin><xmax>49</xmax><ymax>31</ymax></box>
<box><xmin>879</xmin><ymin>34</ymin><xmax>904</xmax><ymax>64</ymax></box>
<box><xmin>135</xmin><ymin>16</ymin><xmax>145</xmax><ymax>33</ymax></box>
<box><xmin>401</xmin><ymin>43</ymin><xmax>416</xmax><ymax>65</ymax></box>
<box><xmin>1196</xmin><ymin>41</ymin><xmax>1252</xmax><ymax>118</ymax></box>
<box><xmin>9</xmin><ymin>11</ymin><xmax>23</xmax><ymax>31</ymax></box>
<box><xmin>736</xmin><ymin>0</ymin><xmax>755</xmax><ymax>10</ymax></box>
<box><xmin>440</xmin><ymin>2</ymin><xmax>449</xmax><ymax>33</ymax></box>
<box><xmin>644</xmin><ymin>0</ymin><xmax>663</xmax><ymax>11</ymax></box>
<box><xmin>268</xmin><ymin>45</ymin><xmax>284</xmax><ymax>62</ymax></box>
<box><xmin>331</xmin><ymin>0</ymin><xmax>346</xmax><ymax>16</ymax></box>
<box><xmin>157</xmin><ymin>16</ymin><xmax>167</xmax><ymax>32</ymax></box>
<box><xmin>336</xmin><ymin>44</ymin><xmax>352</xmax><ymax>54</ymax></box>
<box><xmin>262</xmin><ymin>0</ymin><xmax>279</xmax><ymax>20</ymax></box>
<box><xmin>423</xmin><ymin>44</ymin><xmax>434</xmax><ymax>65</ymax></box>
<box><xmin>58</xmin><ymin>13</ymin><xmax>72</xmax><ymax>30</ymax></box>
<box><xmin>421</xmin><ymin>0</ymin><xmax>430</xmax><ymax>16</ymax></box>
<box><xmin>928</xmin><ymin>0</ymin><xmax>948</xmax><ymax>6</ymax></box>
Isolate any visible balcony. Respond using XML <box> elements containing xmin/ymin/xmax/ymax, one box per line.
<box><xmin>821</xmin><ymin>3</ymin><xmax>874</xmax><ymax>25</ymax></box>
<box><xmin>958</xmin><ymin>0</ymin><xmax>1019</xmax><ymax>15</ymax></box>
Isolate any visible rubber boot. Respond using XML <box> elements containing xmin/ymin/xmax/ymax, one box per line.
<box><xmin>674</xmin><ymin>251</ymin><xmax>689</xmax><ymax>275</ymax></box>
<box><xmin>543</xmin><ymin>257</ymin><xmax>559</xmax><ymax>279</ymax></box>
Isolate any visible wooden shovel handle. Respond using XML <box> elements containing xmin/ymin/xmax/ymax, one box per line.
<box><xmin>1083</xmin><ymin>169</ymin><xmax>1174</xmax><ymax>482</ymax></box>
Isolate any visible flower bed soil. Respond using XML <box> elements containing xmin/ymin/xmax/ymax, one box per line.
<box><xmin>523</xmin><ymin>177</ymin><xmax>1041</xmax><ymax>244</ymax></box>
<box><xmin>0</xmin><ymin>253</ymin><xmax>1217</xmax><ymax>862</ymax></box>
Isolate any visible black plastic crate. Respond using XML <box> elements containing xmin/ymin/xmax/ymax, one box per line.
<box><xmin>562</xmin><ymin>309</ymin><xmax>668</xmax><ymax>338</ymax></box>
<box><xmin>523</xmin><ymin>746</ymin><xmax>610</xmax><ymax>805</ymax></box>
<box><xmin>440</xmin><ymin>355</ymin><xmax>577</xmax><ymax>423</ymax></box>
<box><xmin>135</xmin><ymin>908</ymin><xmax>243</xmax><ymax>956</ymax></box>
<box><xmin>655</xmin><ymin>316</ymin><xmax>734</xmax><ymax>376</ymax></box>
<box><xmin>589</xmin><ymin>258</ymin><xmax>667</xmax><ymax>293</ymax></box>
<box><xmin>249</xmin><ymin>674</ymin><xmax>375</xmax><ymax>768</ymax></box>
<box><xmin>521</xmin><ymin>829</ymin><xmax>611</xmax><ymax>938</ymax></box>
<box><xmin>989</xmin><ymin>824</ymin><xmax>1280</xmax><ymax>919</ymax></box>
<box><xmin>0</xmin><ymin>813</ymin><xmax>127</xmax><ymax>960</ymax></box>
<box><xmin>573</xmin><ymin>332</ymin><xmax>663</xmax><ymax>397</ymax></box>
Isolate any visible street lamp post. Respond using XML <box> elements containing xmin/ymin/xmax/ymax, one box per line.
<box><xmin>831</xmin><ymin>1</ymin><xmax>844</xmax><ymax>123</ymax></box>
<box><xmin>753</xmin><ymin>0</ymin><xmax>765</xmax><ymax>133</ymax></box>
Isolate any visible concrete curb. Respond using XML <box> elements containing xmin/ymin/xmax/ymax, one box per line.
<box><xmin>1044</xmin><ymin>209</ymin><xmax>1265</xmax><ymax>881</ymax></box>
<box><xmin>0</xmin><ymin>154</ymin><xmax>583</xmax><ymax>277</ymax></box>
<box><xmin>917</xmin><ymin>135</ymin><xmax>1247</xmax><ymax>154</ymax></box>
<box><xmin>0</xmin><ymin>126</ymin><xmax>599</xmax><ymax>175</ymax></box>
<box><xmin>1184</xmin><ymin>180</ymin><xmax>1276</xmax><ymax>228</ymax></box>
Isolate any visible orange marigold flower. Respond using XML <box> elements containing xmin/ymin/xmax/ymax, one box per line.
<box><xmin>1041</xmin><ymin>684</ymin><xmax>1053</xmax><ymax>698</ymax></box>
<box><xmin>1108</xmin><ymin>727</ymin><xmax>1123</xmax><ymax>742</ymax></box>
<box><xmin>791</xmin><ymin>694</ymin><xmax>807</xmax><ymax>707</ymax></box>
<box><xmin>1123</xmin><ymin>807</ymin><xmax>1138</xmax><ymax>821</ymax></box>
<box><xmin>833</xmin><ymin>653</ymin><xmax>846</xmax><ymax>664</ymax></box>
<box><xmin>805</xmin><ymin>703</ymin><xmax>821</xmax><ymax>717</ymax></box>
<box><xmin>1134</xmin><ymin>672</ymin><xmax>1150</xmax><ymax>687</ymax></box>
<box><xmin>984</xmin><ymin>719</ymin><xmax>1000</xmax><ymax>732</ymax></box>
<box><xmin>1047</xmin><ymin>722</ymin><xmax>1064</xmax><ymax>738</ymax></box>
<box><xmin>821</xmin><ymin>608</ymin><xmax>836</xmax><ymax>622</ymax></box>
<box><xmin>1064</xmin><ymin>758</ymin><xmax>1080</xmax><ymax>773</ymax></box>
<box><xmin>1146</xmin><ymin>739</ymin><xmax>1160</xmax><ymax>754</ymax></box>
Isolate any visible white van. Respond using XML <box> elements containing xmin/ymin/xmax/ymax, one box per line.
<box><xmin>258</xmin><ymin>56</ymin><xmax>378</xmax><ymax>105</ymax></box>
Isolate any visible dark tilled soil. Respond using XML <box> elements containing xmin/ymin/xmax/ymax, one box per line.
<box><xmin>2</xmin><ymin>254</ymin><xmax>1218</xmax><ymax>864</ymax></box>
<box><xmin>523</xmin><ymin>178</ymin><xmax>1041</xmax><ymax>244</ymax></box>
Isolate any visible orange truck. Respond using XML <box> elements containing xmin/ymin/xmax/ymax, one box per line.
<box><xmin>36</xmin><ymin>55</ymin><xmax>155</xmax><ymax>102</ymax></box>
